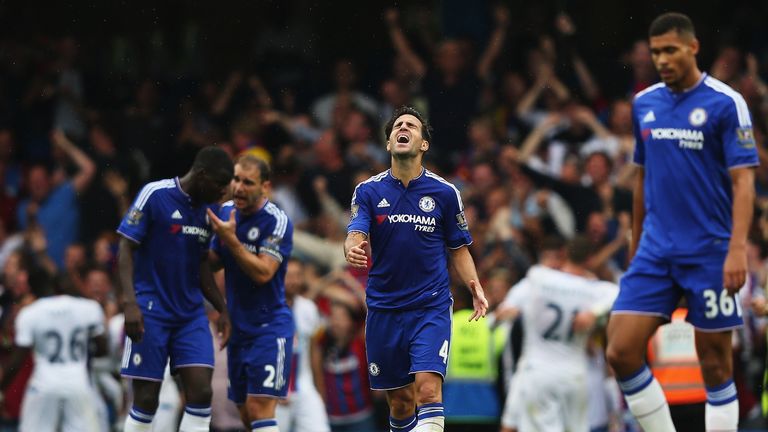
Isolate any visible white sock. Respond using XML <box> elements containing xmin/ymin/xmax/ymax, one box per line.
<box><xmin>618</xmin><ymin>365</ymin><xmax>676</xmax><ymax>431</ymax></box>
<box><xmin>251</xmin><ymin>418</ymin><xmax>280</xmax><ymax>431</ymax></box>
<box><xmin>705</xmin><ymin>380</ymin><xmax>739</xmax><ymax>431</ymax></box>
<box><xmin>123</xmin><ymin>406</ymin><xmax>154</xmax><ymax>432</ymax></box>
<box><xmin>414</xmin><ymin>403</ymin><xmax>444</xmax><ymax>432</ymax></box>
<box><xmin>178</xmin><ymin>404</ymin><xmax>212</xmax><ymax>432</ymax></box>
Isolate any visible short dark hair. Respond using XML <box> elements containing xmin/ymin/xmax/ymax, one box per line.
<box><xmin>384</xmin><ymin>106</ymin><xmax>433</xmax><ymax>144</ymax></box>
<box><xmin>566</xmin><ymin>235</ymin><xmax>593</xmax><ymax>265</ymax></box>
<box><xmin>192</xmin><ymin>146</ymin><xmax>234</xmax><ymax>175</ymax></box>
<box><xmin>649</xmin><ymin>12</ymin><xmax>696</xmax><ymax>38</ymax></box>
<box><xmin>235</xmin><ymin>154</ymin><xmax>271</xmax><ymax>182</ymax></box>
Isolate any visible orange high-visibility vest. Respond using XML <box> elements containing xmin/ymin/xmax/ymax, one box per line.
<box><xmin>647</xmin><ymin>308</ymin><xmax>707</xmax><ymax>405</ymax></box>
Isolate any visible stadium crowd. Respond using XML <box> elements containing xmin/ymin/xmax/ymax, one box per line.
<box><xmin>1</xmin><ymin>2</ymin><xmax>768</xmax><ymax>431</ymax></box>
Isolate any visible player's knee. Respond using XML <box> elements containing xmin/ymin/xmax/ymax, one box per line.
<box><xmin>185</xmin><ymin>385</ymin><xmax>213</xmax><ymax>406</ymax></box>
<box><xmin>389</xmin><ymin>394</ymin><xmax>416</xmax><ymax>417</ymax></box>
<box><xmin>132</xmin><ymin>390</ymin><xmax>160</xmax><ymax>412</ymax></box>
<box><xmin>698</xmin><ymin>352</ymin><xmax>732</xmax><ymax>384</ymax></box>
<box><xmin>605</xmin><ymin>342</ymin><xmax>643</xmax><ymax>376</ymax></box>
<box><xmin>415</xmin><ymin>380</ymin><xmax>441</xmax><ymax>405</ymax></box>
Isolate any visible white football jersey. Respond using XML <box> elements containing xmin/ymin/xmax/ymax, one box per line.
<box><xmin>15</xmin><ymin>295</ymin><xmax>105</xmax><ymax>393</ymax></box>
<box><xmin>505</xmin><ymin>265</ymin><xmax>618</xmax><ymax>373</ymax></box>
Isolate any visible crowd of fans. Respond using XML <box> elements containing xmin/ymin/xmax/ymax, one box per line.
<box><xmin>1</xmin><ymin>4</ymin><xmax>768</xmax><ymax>431</ymax></box>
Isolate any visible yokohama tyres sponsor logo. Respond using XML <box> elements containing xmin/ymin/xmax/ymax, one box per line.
<box><xmin>387</xmin><ymin>214</ymin><xmax>436</xmax><ymax>225</ymax></box>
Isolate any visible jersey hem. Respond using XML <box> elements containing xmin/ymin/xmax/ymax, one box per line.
<box><xmin>116</xmin><ymin>230</ymin><xmax>142</xmax><ymax>244</ymax></box>
<box><xmin>370</xmin><ymin>382</ymin><xmax>413</xmax><ymax>391</ymax></box>
<box><xmin>728</xmin><ymin>162</ymin><xmax>760</xmax><ymax>170</ymax></box>
<box><xmin>346</xmin><ymin>229</ymin><xmax>369</xmax><ymax>237</ymax></box>
<box><xmin>610</xmin><ymin>310</ymin><xmax>671</xmax><ymax>320</ymax></box>
<box><xmin>447</xmin><ymin>241</ymin><xmax>473</xmax><ymax>250</ymax></box>
<box><xmin>409</xmin><ymin>369</ymin><xmax>446</xmax><ymax>380</ymax></box>
<box><xmin>246</xmin><ymin>393</ymin><xmax>288</xmax><ymax>399</ymax></box>
<box><xmin>691</xmin><ymin>323</ymin><xmax>744</xmax><ymax>332</ymax></box>
<box><xmin>120</xmin><ymin>373</ymin><xmax>164</xmax><ymax>382</ymax></box>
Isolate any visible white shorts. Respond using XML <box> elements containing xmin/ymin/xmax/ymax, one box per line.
<box><xmin>513</xmin><ymin>367</ymin><xmax>589</xmax><ymax>432</ymax></box>
<box><xmin>276</xmin><ymin>388</ymin><xmax>330</xmax><ymax>432</ymax></box>
<box><xmin>20</xmin><ymin>386</ymin><xmax>98</xmax><ymax>432</ymax></box>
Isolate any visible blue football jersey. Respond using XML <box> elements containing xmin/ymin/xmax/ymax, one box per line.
<box><xmin>117</xmin><ymin>178</ymin><xmax>215</xmax><ymax>321</ymax></box>
<box><xmin>632</xmin><ymin>73</ymin><xmax>759</xmax><ymax>258</ymax></box>
<box><xmin>347</xmin><ymin>169</ymin><xmax>473</xmax><ymax>310</ymax></box>
<box><xmin>211</xmin><ymin>200</ymin><xmax>294</xmax><ymax>344</ymax></box>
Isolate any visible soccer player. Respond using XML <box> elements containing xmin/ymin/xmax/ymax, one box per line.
<box><xmin>500</xmin><ymin>236</ymin><xmax>618</xmax><ymax>431</ymax></box>
<box><xmin>0</xmin><ymin>269</ymin><xmax>107</xmax><ymax>432</ymax></box>
<box><xmin>117</xmin><ymin>146</ymin><xmax>234</xmax><ymax>432</ymax></box>
<box><xmin>605</xmin><ymin>12</ymin><xmax>759</xmax><ymax>431</ymax></box>
<box><xmin>207</xmin><ymin>155</ymin><xmax>294</xmax><ymax>432</ymax></box>
<box><xmin>344</xmin><ymin>106</ymin><xmax>488</xmax><ymax>432</ymax></box>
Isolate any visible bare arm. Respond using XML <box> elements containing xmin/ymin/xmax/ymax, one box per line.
<box><xmin>344</xmin><ymin>231</ymin><xmax>369</xmax><ymax>268</ymax></box>
<box><xmin>723</xmin><ymin>167</ymin><xmax>756</xmax><ymax>293</ymax></box>
<box><xmin>477</xmin><ymin>5</ymin><xmax>510</xmax><ymax>80</ymax></box>
<box><xmin>385</xmin><ymin>8</ymin><xmax>427</xmax><ymax>78</ymax></box>
<box><xmin>449</xmin><ymin>246</ymin><xmax>488</xmax><ymax>321</ymax></box>
<box><xmin>51</xmin><ymin>129</ymin><xmax>96</xmax><ymax>194</ymax></box>
<box><xmin>629</xmin><ymin>167</ymin><xmax>645</xmax><ymax>261</ymax></box>
<box><xmin>117</xmin><ymin>237</ymin><xmax>144</xmax><ymax>342</ymax></box>
<box><xmin>200</xmin><ymin>256</ymin><xmax>231</xmax><ymax>349</ymax></box>
<box><xmin>206</xmin><ymin>208</ymin><xmax>281</xmax><ymax>285</ymax></box>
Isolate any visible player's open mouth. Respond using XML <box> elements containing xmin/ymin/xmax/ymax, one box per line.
<box><xmin>396</xmin><ymin>133</ymin><xmax>409</xmax><ymax>144</ymax></box>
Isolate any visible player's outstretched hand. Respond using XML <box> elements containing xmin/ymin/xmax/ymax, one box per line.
<box><xmin>346</xmin><ymin>240</ymin><xmax>368</xmax><ymax>268</ymax></box>
<box><xmin>723</xmin><ymin>247</ymin><xmax>747</xmax><ymax>295</ymax></box>
<box><xmin>217</xmin><ymin>310</ymin><xmax>231</xmax><ymax>350</ymax></box>
<box><xmin>207</xmin><ymin>208</ymin><xmax>237</xmax><ymax>240</ymax></box>
<box><xmin>124</xmin><ymin>302</ymin><xmax>145</xmax><ymax>343</ymax></box>
<box><xmin>468</xmin><ymin>280</ymin><xmax>489</xmax><ymax>321</ymax></box>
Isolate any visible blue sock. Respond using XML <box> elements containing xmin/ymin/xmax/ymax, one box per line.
<box><xmin>251</xmin><ymin>418</ymin><xmax>279</xmax><ymax>431</ymax></box>
<box><xmin>128</xmin><ymin>406</ymin><xmax>156</xmax><ymax>424</ymax></box>
<box><xmin>417</xmin><ymin>402</ymin><xmax>444</xmax><ymax>421</ymax></box>
<box><xmin>706</xmin><ymin>379</ymin><xmax>738</xmax><ymax>406</ymax></box>
<box><xmin>390</xmin><ymin>413</ymin><xmax>417</xmax><ymax>431</ymax></box>
<box><xmin>617</xmin><ymin>364</ymin><xmax>654</xmax><ymax>395</ymax></box>
<box><xmin>184</xmin><ymin>403</ymin><xmax>212</xmax><ymax>417</ymax></box>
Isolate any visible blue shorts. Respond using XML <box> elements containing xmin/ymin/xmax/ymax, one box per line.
<box><xmin>227</xmin><ymin>328</ymin><xmax>294</xmax><ymax>404</ymax></box>
<box><xmin>365</xmin><ymin>302</ymin><xmax>452</xmax><ymax>390</ymax></box>
<box><xmin>613</xmin><ymin>251</ymin><xmax>743</xmax><ymax>331</ymax></box>
<box><xmin>121</xmin><ymin>313</ymin><xmax>214</xmax><ymax>381</ymax></box>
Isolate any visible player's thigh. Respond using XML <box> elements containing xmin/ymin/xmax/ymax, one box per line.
<box><xmin>612</xmin><ymin>253</ymin><xmax>680</xmax><ymax>319</ymax></box>
<box><xmin>242</xmin><ymin>331</ymin><xmax>293</xmax><ymax>401</ymax></box>
<box><xmin>60</xmin><ymin>390</ymin><xmax>100</xmax><ymax>432</ymax></box>
<box><xmin>560</xmin><ymin>373</ymin><xmax>589</xmax><ymax>432</ymax></box>
<box><xmin>121</xmin><ymin>315</ymin><xmax>172</xmax><ymax>382</ymax></box>
<box><xmin>19</xmin><ymin>389</ymin><xmax>59</xmax><ymax>432</ymax></box>
<box><xmin>500</xmin><ymin>375</ymin><xmax>521</xmax><ymax>429</ymax></box>
<box><xmin>408</xmin><ymin>303</ymin><xmax>452</xmax><ymax>378</ymax></box>
<box><xmin>676</xmin><ymin>256</ymin><xmax>744</xmax><ymax>331</ymax></box>
<box><xmin>293</xmin><ymin>391</ymin><xmax>331</xmax><ymax>432</ymax></box>
<box><xmin>606</xmin><ymin>313</ymin><xmax>666</xmax><ymax>358</ymax></box>
<box><xmin>517</xmin><ymin>372</ymin><xmax>564</xmax><ymax>432</ymax></box>
<box><xmin>365</xmin><ymin>308</ymin><xmax>412</xmax><ymax>390</ymax></box>
<box><xmin>169</xmin><ymin>314</ymin><xmax>215</xmax><ymax>372</ymax></box>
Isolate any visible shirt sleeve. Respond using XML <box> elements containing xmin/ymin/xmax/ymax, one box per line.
<box><xmin>14</xmin><ymin>308</ymin><xmax>33</xmax><ymax>347</ymax></box>
<box><xmin>632</xmin><ymin>102</ymin><xmax>646</xmax><ymax>166</ymax></box>
<box><xmin>719</xmin><ymin>94</ymin><xmax>759</xmax><ymax>169</ymax></box>
<box><xmin>116</xmin><ymin>183</ymin><xmax>156</xmax><ymax>244</ymax></box>
<box><xmin>442</xmin><ymin>186</ymin><xmax>473</xmax><ymax>249</ymax></box>
<box><xmin>260</xmin><ymin>211</ymin><xmax>292</xmax><ymax>263</ymax></box>
<box><xmin>347</xmin><ymin>183</ymin><xmax>372</xmax><ymax>236</ymax></box>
